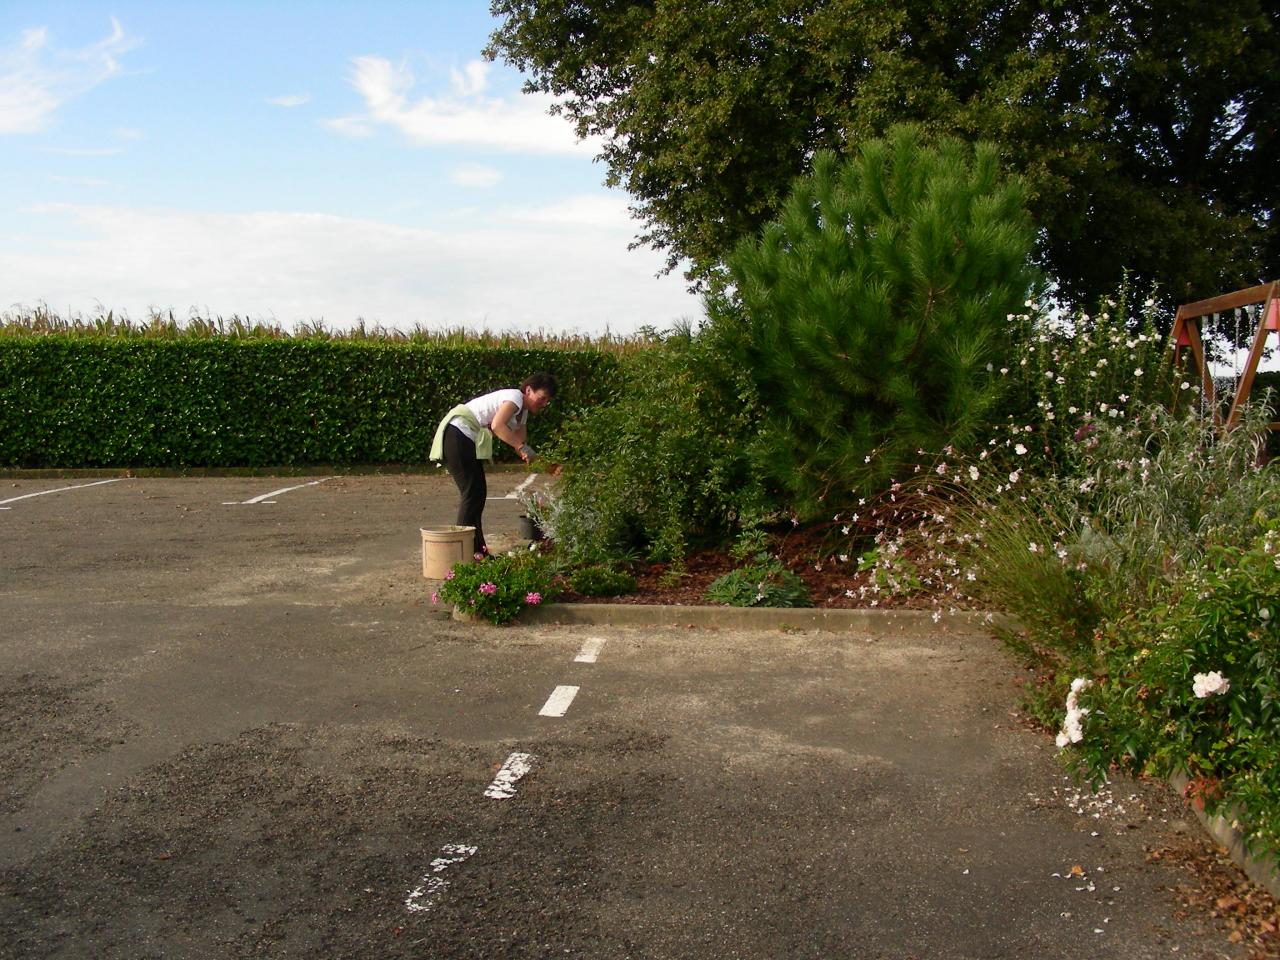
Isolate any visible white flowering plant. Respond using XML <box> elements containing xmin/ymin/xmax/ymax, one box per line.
<box><xmin>836</xmin><ymin>283</ymin><xmax>1179</xmax><ymax>628</ymax></box>
<box><xmin>839</xmin><ymin>391</ymin><xmax>1277</xmax><ymax>771</ymax></box>
<box><xmin>1055</xmin><ymin>677</ymin><xmax>1092</xmax><ymax>748</ymax></box>
<box><xmin>992</xmin><ymin>280</ymin><xmax>1173</xmax><ymax>474</ymax></box>
<box><xmin>875</xmin><ymin>395</ymin><xmax>1274</xmax><ymax>648</ymax></box>
<box><xmin>1060</xmin><ymin>518</ymin><xmax>1280</xmax><ymax>864</ymax></box>
<box><xmin>855</xmin><ymin>544</ymin><xmax>923</xmax><ymax>598</ymax></box>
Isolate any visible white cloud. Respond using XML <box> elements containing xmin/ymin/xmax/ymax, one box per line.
<box><xmin>327</xmin><ymin>55</ymin><xmax>597</xmax><ymax>156</ymax></box>
<box><xmin>0</xmin><ymin>18</ymin><xmax>138</xmax><ymax>134</ymax></box>
<box><xmin>38</xmin><ymin>145</ymin><xmax>124</xmax><ymax>156</ymax></box>
<box><xmin>48</xmin><ymin>175</ymin><xmax>110</xmax><ymax>187</ymax></box>
<box><xmin>3</xmin><ymin>201</ymin><xmax>701</xmax><ymax>335</ymax></box>
<box><xmin>449</xmin><ymin>60</ymin><xmax>489</xmax><ymax>97</ymax></box>
<box><xmin>267</xmin><ymin>93</ymin><xmax>310</xmax><ymax>108</ymax></box>
<box><xmin>0</xmin><ymin>72</ymin><xmax>59</xmax><ymax>134</ymax></box>
<box><xmin>322</xmin><ymin>115</ymin><xmax>375</xmax><ymax>139</ymax></box>
<box><xmin>450</xmin><ymin>164</ymin><xmax>503</xmax><ymax>188</ymax></box>
<box><xmin>21</xmin><ymin>27</ymin><xmax>48</xmax><ymax>51</ymax></box>
<box><xmin>505</xmin><ymin>195</ymin><xmax>634</xmax><ymax>228</ymax></box>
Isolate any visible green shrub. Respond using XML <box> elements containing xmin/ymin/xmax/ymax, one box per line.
<box><xmin>0</xmin><ymin>337</ymin><xmax>617</xmax><ymax>467</ymax></box>
<box><xmin>546</xmin><ymin>325</ymin><xmax>761</xmax><ymax>563</ymax></box>
<box><xmin>705</xmin><ymin>559</ymin><xmax>811</xmax><ymax>608</ymax></box>
<box><xmin>1063</xmin><ymin>521</ymin><xmax>1280</xmax><ymax>864</ymax></box>
<box><xmin>567</xmin><ymin>564</ymin><xmax>637</xmax><ymax>597</ymax></box>
<box><xmin>433</xmin><ymin>550</ymin><xmax>562</xmax><ymax>626</ymax></box>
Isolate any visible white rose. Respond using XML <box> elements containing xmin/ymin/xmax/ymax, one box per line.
<box><xmin>1192</xmin><ymin>671</ymin><xmax>1230</xmax><ymax>698</ymax></box>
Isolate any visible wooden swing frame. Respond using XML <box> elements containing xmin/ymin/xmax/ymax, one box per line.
<box><xmin>1169</xmin><ymin>280</ymin><xmax>1280</xmax><ymax>430</ymax></box>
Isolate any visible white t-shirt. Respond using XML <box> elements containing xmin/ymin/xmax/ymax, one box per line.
<box><xmin>451</xmin><ymin>388</ymin><xmax>527</xmax><ymax>441</ymax></box>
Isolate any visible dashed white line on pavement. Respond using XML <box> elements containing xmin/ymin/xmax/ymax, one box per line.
<box><xmin>0</xmin><ymin>477</ymin><xmax>126</xmax><ymax>509</ymax></box>
<box><xmin>484</xmin><ymin>752</ymin><xmax>535</xmax><ymax>799</ymax></box>
<box><xmin>222</xmin><ymin>477</ymin><xmax>334</xmax><ymax>505</ymax></box>
<box><xmin>538</xmin><ymin>685</ymin><xmax>579</xmax><ymax>718</ymax></box>
<box><xmin>574</xmin><ymin>637</ymin><xmax>608</xmax><ymax>663</ymax></box>
<box><xmin>405</xmin><ymin>843</ymin><xmax>477</xmax><ymax>914</ymax></box>
<box><xmin>487</xmin><ymin>472</ymin><xmax>539</xmax><ymax>501</ymax></box>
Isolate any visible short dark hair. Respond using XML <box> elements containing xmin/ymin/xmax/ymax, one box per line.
<box><xmin>522</xmin><ymin>371</ymin><xmax>558</xmax><ymax>397</ymax></box>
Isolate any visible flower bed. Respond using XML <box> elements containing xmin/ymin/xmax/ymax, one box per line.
<box><xmin>555</xmin><ymin>525</ymin><xmax>953</xmax><ymax>609</ymax></box>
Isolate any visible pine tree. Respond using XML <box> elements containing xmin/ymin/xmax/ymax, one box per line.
<box><xmin>715</xmin><ymin>126</ymin><xmax>1036</xmax><ymax>517</ymax></box>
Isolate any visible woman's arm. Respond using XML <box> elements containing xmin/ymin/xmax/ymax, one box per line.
<box><xmin>490</xmin><ymin>401</ymin><xmax>533</xmax><ymax>461</ymax></box>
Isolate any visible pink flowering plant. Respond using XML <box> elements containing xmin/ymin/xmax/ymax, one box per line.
<box><xmin>434</xmin><ymin>549</ymin><xmax>562</xmax><ymax>625</ymax></box>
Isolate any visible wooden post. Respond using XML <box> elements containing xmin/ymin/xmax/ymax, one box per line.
<box><xmin>1170</xmin><ymin>281</ymin><xmax>1280</xmax><ymax>431</ymax></box>
<box><xmin>1227</xmin><ymin>281</ymin><xmax>1280</xmax><ymax>429</ymax></box>
<box><xmin>1170</xmin><ymin>306</ymin><xmax>1217</xmax><ymax>424</ymax></box>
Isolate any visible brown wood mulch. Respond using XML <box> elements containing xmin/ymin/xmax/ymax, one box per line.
<box><xmin>555</xmin><ymin>522</ymin><xmax>942</xmax><ymax>609</ymax></box>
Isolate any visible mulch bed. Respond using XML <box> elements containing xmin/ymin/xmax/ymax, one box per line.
<box><xmin>555</xmin><ymin>523</ymin><xmax>940</xmax><ymax>609</ymax></box>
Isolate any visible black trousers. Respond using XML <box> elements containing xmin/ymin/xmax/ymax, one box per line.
<box><xmin>442</xmin><ymin>424</ymin><xmax>486</xmax><ymax>555</ymax></box>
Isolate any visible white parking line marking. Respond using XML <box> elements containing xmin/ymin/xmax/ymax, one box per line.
<box><xmin>487</xmin><ymin>472</ymin><xmax>539</xmax><ymax>501</ymax></box>
<box><xmin>224</xmin><ymin>477</ymin><xmax>333</xmax><ymax>505</ymax></box>
<box><xmin>484</xmin><ymin>752</ymin><xmax>535</xmax><ymax>799</ymax></box>
<box><xmin>511</xmin><ymin>473</ymin><xmax>537</xmax><ymax>496</ymax></box>
<box><xmin>405</xmin><ymin>843</ymin><xmax>477</xmax><ymax>914</ymax></box>
<box><xmin>538</xmin><ymin>685</ymin><xmax>579</xmax><ymax>717</ymax></box>
<box><xmin>0</xmin><ymin>477</ymin><xmax>125</xmax><ymax>509</ymax></box>
<box><xmin>574</xmin><ymin>637</ymin><xmax>607</xmax><ymax>663</ymax></box>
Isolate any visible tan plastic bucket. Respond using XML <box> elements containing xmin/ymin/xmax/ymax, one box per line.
<box><xmin>421</xmin><ymin>525</ymin><xmax>476</xmax><ymax>579</ymax></box>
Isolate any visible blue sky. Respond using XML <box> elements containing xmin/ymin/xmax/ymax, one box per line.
<box><xmin>0</xmin><ymin>2</ymin><xmax>704</xmax><ymax>335</ymax></box>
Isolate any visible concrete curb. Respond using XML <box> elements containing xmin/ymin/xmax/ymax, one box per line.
<box><xmin>427</xmin><ymin>582</ymin><xmax>1015</xmax><ymax>636</ymax></box>
<box><xmin>1167</xmin><ymin>771</ymin><xmax>1280</xmax><ymax>898</ymax></box>
<box><xmin>517</xmin><ymin>602</ymin><xmax>1015</xmax><ymax>636</ymax></box>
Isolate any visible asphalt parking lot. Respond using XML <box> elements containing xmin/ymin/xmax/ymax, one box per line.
<box><xmin>0</xmin><ymin>472</ymin><xmax>1252</xmax><ymax>959</ymax></box>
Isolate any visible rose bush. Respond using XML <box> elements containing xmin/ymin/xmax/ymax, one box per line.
<box><xmin>1062</xmin><ymin>520</ymin><xmax>1280</xmax><ymax>862</ymax></box>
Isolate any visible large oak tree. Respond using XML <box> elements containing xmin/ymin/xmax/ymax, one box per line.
<box><xmin>487</xmin><ymin>0</ymin><xmax>1277</xmax><ymax>309</ymax></box>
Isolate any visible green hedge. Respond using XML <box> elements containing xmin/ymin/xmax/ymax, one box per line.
<box><xmin>0</xmin><ymin>337</ymin><xmax>619</xmax><ymax>468</ymax></box>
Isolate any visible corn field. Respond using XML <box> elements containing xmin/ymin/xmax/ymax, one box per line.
<box><xmin>0</xmin><ymin>305</ymin><xmax>655</xmax><ymax>354</ymax></box>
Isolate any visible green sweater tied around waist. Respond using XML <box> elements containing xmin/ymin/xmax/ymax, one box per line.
<box><xmin>429</xmin><ymin>405</ymin><xmax>495</xmax><ymax>462</ymax></box>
